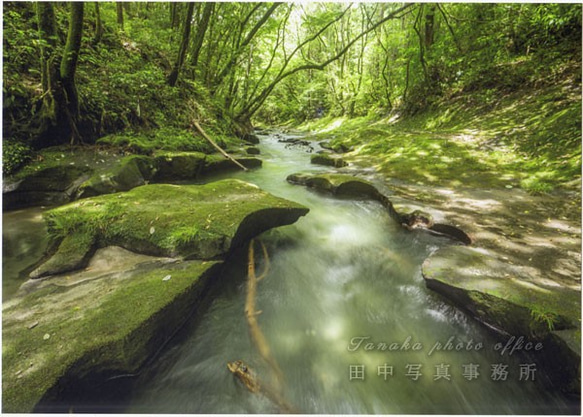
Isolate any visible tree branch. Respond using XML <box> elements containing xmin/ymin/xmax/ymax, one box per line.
<box><xmin>238</xmin><ymin>3</ymin><xmax>415</xmax><ymax>120</ymax></box>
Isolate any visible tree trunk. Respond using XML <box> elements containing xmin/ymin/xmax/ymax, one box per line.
<box><xmin>36</xmin><ymin>2</ymin><xmax>59</xmax><ymax>128</ymax></box>
<box><xmin>170</xmin><ymin>2</ymin><xmax>179</xmax><ymax>29</ymax></box>
<box><xmin>167</xmin><ymin>2</ymin><xmax>195</xmax><ymax>87</ymax></box>
<box><xmin>94</xmin><ymin>2</ymin><xmax>103</xmax><ymax>44</ymax></box>
<box><xmin>60</xmin><ymin>2</ymin><xmax>84</xmax><ymax>142</ymax></box>
<box><xmin>190</xmin><ymin>2</ymin><xmax>214</xmax><ymax>73</ymax></box>
<box><xmin>424</xmin><ymin>4</ymin><xmax>436</xmax><ymax>49</ymax></box>
<box><xmin>116</xmin><ymin>2</ymin><xmax>124</xmax><ymax>30</ymax></box>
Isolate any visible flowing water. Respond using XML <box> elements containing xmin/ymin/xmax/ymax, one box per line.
<box><xmin>1</xmin><ymin>133</ymin><xmax>576</xmax><ymax>413</ymax></box>
<box><xmin>123</xmin><ymin>133</ymin><xmax>576</xmax><ymax>414</ymax></box>
<box><xmin>2</xmin><ymin>206</ymin><xmax>49</xmax><ymax>300</ymax></box>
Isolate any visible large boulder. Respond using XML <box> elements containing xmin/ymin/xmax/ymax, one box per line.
<box><xmin>31</xmin><ymin>180</ymin><xmax>309</xmax><ymax>278</ymax></box>
<box><xmin>76</xmin><ymin>155</ymin><xmax>155</xmax><ymax>199</ymax></box>
<box><xmin>152</xmin><ymin>151</ymin><xmax>207</xmax><ymax>181</ymax></box>
<box><xmin>203</xmin><ymin>154</ymin><xmax>262</xmax><ymax>174</ymax></box>
<box><xmin>4</xmin><ymin>165</ymin><xmax>92</xmax><ymax>209</ymax></box>
<box><xmin>310</xmin><ymin>153</ymin><xmax>348</xmax><ymax>167</ymax></box>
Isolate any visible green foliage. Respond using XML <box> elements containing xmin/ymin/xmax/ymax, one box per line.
<box><xmin>530</xmin><ymin>306</ymin><xmax>559</xmax><ymax>332</ymax></box>
<box><xmin>3</xmin><ymin>141</ymin><xmax>34</xmax><ymax>175</ymax></box>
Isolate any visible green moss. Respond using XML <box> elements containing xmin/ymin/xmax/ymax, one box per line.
<box><xmin>2</xmin><ymin>260</ymin><xmax>218</xmax><ymax>412</ymax></box>
<box><xmin>30</xmin><ymin>232</ymin><xmax>95</xmax><ymax>278</ymax></box>
<box><xmin>423</xmin><ymin>246</ymin><xmax>581</xmax><ymax>337</ymax></box>
<box><xmin>152</xmin><ymin>151</ymin><xmax>207</xmax><ymax>180</ymax></box>
<box><xmin>77</xmin><ymin>155</ymin><xmax>155</xmax><ymax>198</ymax></box>
<box><xmin>296</xmin><ymin>82</ymin><xmax>581</xmax><ymax>192</ymax></box>
<box><xmin>310</xmin><ymin>153</ymin><xmax>348</xmax><ymax>168</ymax></box>
<box><xmin>96</xmin><ymin>127</ymin><xmax>244</xmax><ymax>155</ymax></box>
<box><xmin>38</xmin><ymin>180</ymin><xmax>308</xmax><ymax>274</ymax></box>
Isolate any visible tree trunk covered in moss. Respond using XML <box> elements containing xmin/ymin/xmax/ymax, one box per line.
<box><xmin>60</xmin><ymin>2</ymin><xmax>84</xmax><ymax>142</ymax></box>
<box><xmin>167</xmin><ymin>2</ymin><xmax>195</xmax><ymax>87</ymax></box>
<box><xmin>36</xmin><ymin>1</ymin><xmax>59</xmax><ymax>129</ymax></box>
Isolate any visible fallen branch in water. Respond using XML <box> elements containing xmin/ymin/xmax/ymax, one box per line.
<box><xmin>227</xmin><ymin>239</ymin><xmax>299</xmax><ymax>412</ymax></box>
<box><xmin>256</xmin><ymin>239</ymin><xmax>270</xmax><ymax>281</ymax></box>
<box><xmin>192</xmin><ymin>120</ymin><xmax>248</xmax><ymax>171</ymax></box>
<box><xmin>246</xmin><ymin>239</ymin><xmax>284</xmax><ymax>389</ymax></box>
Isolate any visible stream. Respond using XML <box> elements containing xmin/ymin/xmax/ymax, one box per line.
<box><xmin>127</xmin><ymin>133</ymin><xmax>573</xmax><ymax>414</ymax></box>
<box><xmin>3</xmin><ymin>132</ymin><xmax>576</xmax><ymax>414</ymax></box>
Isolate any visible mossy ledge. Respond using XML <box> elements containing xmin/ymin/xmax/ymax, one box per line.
<box><xmin>3</xmin><ymin>259</ymin><xmax>221</xmax><ymax>413</ymax></box>
<box><xmin>4</xmin><ymin>150</ymin><xmax>262</xmax><ymax>209</ymax></box>
<box><xmin>286</xmin><ymin>172</ymin><xmax>471</xmax><ymax>245</ymax></box>
<box><xmin>31</xmin><ymin>180</ymin><xmax>309</xmax><ymax>278</ymax></box>
<box><xmin>422</xmin><ymin>245</ymin><xmax>581</xmax><ymax>395</ymax></box>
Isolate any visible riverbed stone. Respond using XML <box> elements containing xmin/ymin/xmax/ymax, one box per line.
<box><xmin>246</xmin><ymin>146</ymin><xmax>261</xmax><ymax>155</ymax></box>
<box><xmin>287</xmin><ymin>172</ymin><xmax>378</xmax><ymax>198</ymax></box>
<box><xmin>422</xmin><ymin>245</ymin><xmax>580</xmax><ymax>333</ymax></box>
<box><xmin>203</xmin><ymin>154</ymin><xmax>262</xmax><ymax>174</ymax></box>
<box><xmin>152</xmin><ymin>151</ymin><xmax>206</xmax><ymax>181</ymax></box>
<box><xmin>4</xmin><ymin>165</ymin><xmax>92</xmax><ymax>209</ymax></box>
<box><xmin>3</xmin><ymin>249</ymin><xmax>221</xmax><ymax>413</ymax></box>
<box><xmin>241</xmin><ymin>133</ymin><xmax>260</xmax><ymax>144</ymax></box>
<box><xmin>76</xmin><ymin>155</ymin><xmax>155</xmax><ymax>198</ymax></box>
<box><xmin>31</xmin><ymin>180</ymin><xmax>309</xmax><ymax>278</ymax></box>
<box><xmin>422</xmin><ymin>245</ymin><xmax>581</xmax><ymax>392</ymax></box>
<box><xmin>310</xmin><ymin>153</ymin><xmax>348</xmax><ymax>167</ymax></box>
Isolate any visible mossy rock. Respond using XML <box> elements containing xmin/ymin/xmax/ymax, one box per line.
<box><xmin>246</xmin><ymin>147</ymin><xmax>261</xmax><ymax>155</ymax></box>
<box><xmin>4</xmin><ymin>165</ymin><xmax>92</xmax><ymax>209</ymax></box>
<box><xmin>319</xmin><ymin>141</ymin><xmax>352</xmax><ymax>153</ymax></box>
<box><xmin>241</xmin><ymin>133</ymin><xmax>260</xmax><ymax>144</ymax></box>
<box><xmin>152</xmin><ymin>151</ymin><xmax>207</xmax><ymax>181</ymax></box>
<box><xmin>33</xmin><ymin>180</ymin><xmax>308</xmax><ymax>278</ymax></box>
<box><xmin>30</xmin><ymin>233</ymin><xmax>95</xmax><ymax>279</ymax></box>
<box><xmin>310</xmin><ymin>153</ymin><xmax>348</xmax><ymax>167</ymax></box>
<box><xmin>3</xmin><ymin>257</ymin><xmax>220</xmax><ymax>413</ymax></box>
<box><xmin>77</xmin><ymin>155</ymin><xmax>155</xmax><ymax>199</ymax></box>
<box><xmin>422</xmin><ymin>245</ymin><xmax>581</xmax><ymax>392</ymax></box>
<box><xmin>287</xmin><ymin>172</ymin><xmax>379</xmax><ymax>198</ymax></box>
<box><xmin>203</xmin><ymin>154</ymin><xmax>262</xmax><ymax>174</ymax></box>
<box><xmin>422</xmin><ymin>245</ymin><xmax>580</xmax><ymax>333</ymax></box>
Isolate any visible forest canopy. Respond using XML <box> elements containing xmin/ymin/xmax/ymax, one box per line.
<box><xmin>3</xmin><ymin>2</ymin><xmax>582</xmax><ymax>181</ymax></box>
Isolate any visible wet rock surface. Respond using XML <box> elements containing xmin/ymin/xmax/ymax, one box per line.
<box><xmin>3</xmin><ymin>179</ymin><xmax>309</xmax><ymax>412</ymax></box>
<box><xmin>287</xmin><ymin>172</ymin><xmax>471</xmax><ymax>245</ymax></box>
<box><xmin>310</xmin><ymin>153</ymin><xmax>348</xmax><ymax>167</ymax></box>
<box><xmin>4</xmin><ymin>149</ymin><xmax>263</xmax><ymax>209</ymax></box>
